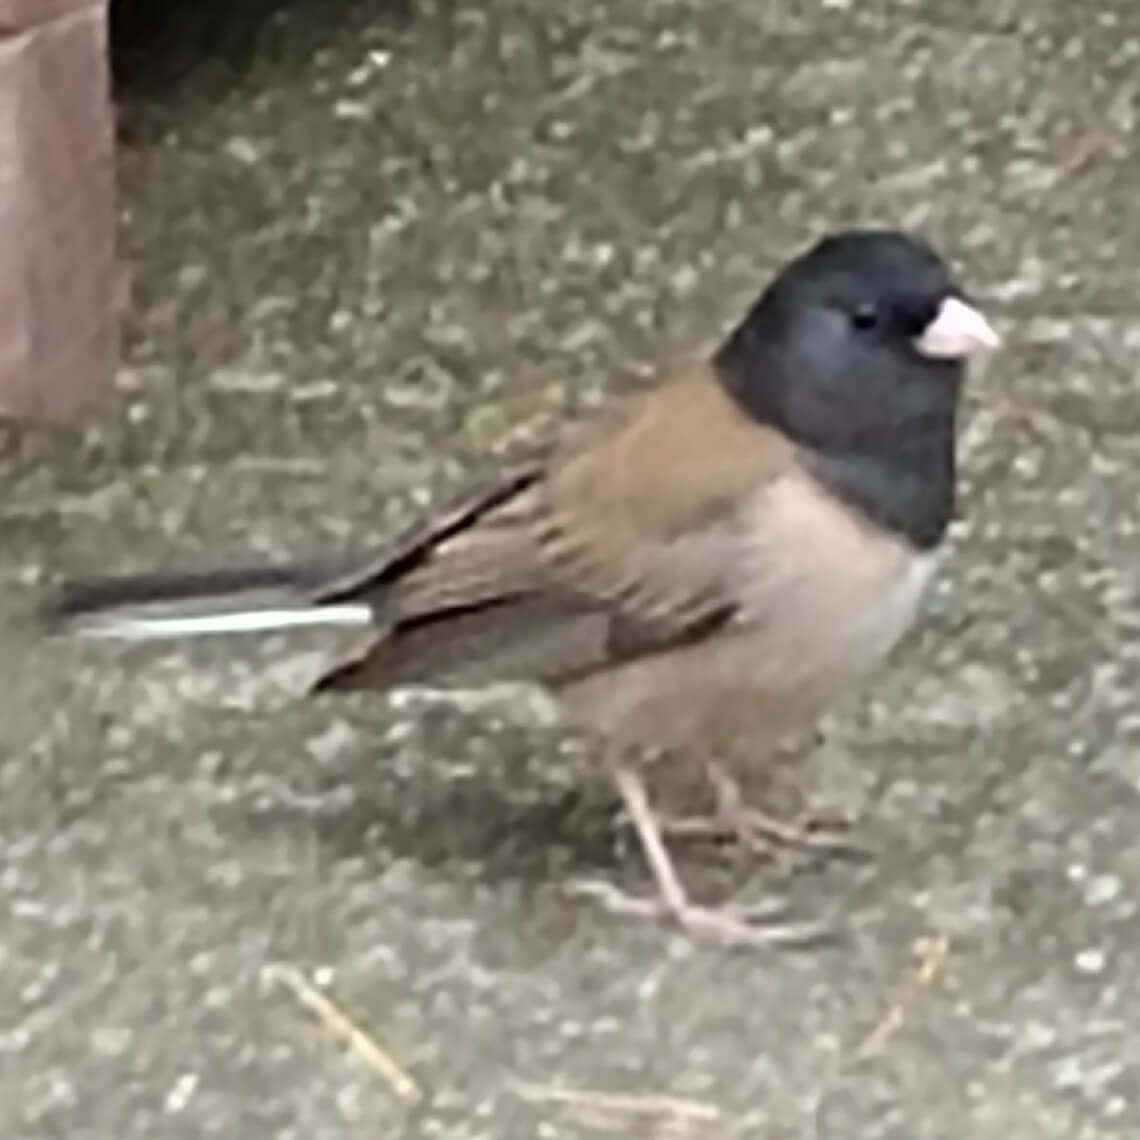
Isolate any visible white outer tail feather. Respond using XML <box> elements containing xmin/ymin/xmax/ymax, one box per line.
<box><xmin>67</xmin><ymin>603</ymin><xmax>375</xmax><ymax>641</ymax></box>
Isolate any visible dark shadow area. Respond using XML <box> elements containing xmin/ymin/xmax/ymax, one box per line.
<box><xmin>234</xmin><ymin>716</ymin><xmax>643</xmax><ymax>887</ymax></box>
<box><xmin>216</xmin><ymin>709</ymin><xmax>847</xmax><ymax>909</ymax></box>
<box><xmin>225</xmin><ymin>750</ymin><xmax>860</xmax><ymax>952</ymax></box>
<box><xmin>109</xmin><ymin>0</ymin><xmax>415</xmax><ymax>105</ymax></box>
<box><xmin>311</xmin><ymin>771</ymin><xmax>626</xmax><ymax>880</ymax></box>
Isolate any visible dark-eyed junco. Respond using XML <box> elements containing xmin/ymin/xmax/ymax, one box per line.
<box><xmin>42</xmin><ymin>229</ymin><xmax>999</xmax><ymax>948</ymax></box>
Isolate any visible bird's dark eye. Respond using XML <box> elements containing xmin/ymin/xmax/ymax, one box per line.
<box><xmin>850</xmin><ymin>303</ymin><xmax>879</xmax><ymax>331</ymax></box>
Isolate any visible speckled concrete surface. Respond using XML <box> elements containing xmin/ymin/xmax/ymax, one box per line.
<box><xmin>3</xmin><ymin>1</ymin><xmax>1140</xmax><ymax>1136</ymax></box>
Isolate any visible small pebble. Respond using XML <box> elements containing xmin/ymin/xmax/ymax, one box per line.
<box><xmin>1074</xmin><ymin>947</ymin><xmax>1108</xmax><ymax>975</ymax></box>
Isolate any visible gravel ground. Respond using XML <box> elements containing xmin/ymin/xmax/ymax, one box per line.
<box><xmin>3</xmin><ymin>1</ymin><xmax>1140</xmax><ymax>1136</ymax></box>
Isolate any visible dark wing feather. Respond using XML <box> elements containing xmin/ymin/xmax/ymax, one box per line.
<box><xmin>314</xmin><ymin>371</ymin><xmax>788</xmax><ymax>693</ymax></box>
<box><xmin>315</xmin><ymin>460</ymin><xmax>545</xmax><ymax>610</ymax></box>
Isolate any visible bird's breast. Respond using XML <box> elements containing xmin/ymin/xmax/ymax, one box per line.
<box><xmin>558</xmin><ymin>467</ymin><xmax>939</xmax><ymax>758</ymax></box>
<box><xmin>730</xmin><ymin>467</ymin><xmax>939</xmax><ymax>683</ymax></box>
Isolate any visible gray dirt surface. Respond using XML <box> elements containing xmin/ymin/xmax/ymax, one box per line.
<box><xmin>3</xmin><ymin>1</ymin><xmax>1140</xmax><ymax>1137</ymax></box>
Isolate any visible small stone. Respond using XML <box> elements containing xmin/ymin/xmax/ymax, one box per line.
<box><xmin>1074</xmin><ymin>947</ymin><xmax>1108</xmax><ymax>975</ymax></box>
<box><xmin>223</xmin><ymin>136</ymin><xmax>261</xmax><ymax>164</ymax></box>
<box><xmin>1084</xmin><ymin>873</ymin><xmax>1123</xmax><ymax>907</ymax></box>
<box><xmin>164</xmin><ymin>1072</ymin><xmax>199</xmax><ymax>1114</ymax></box>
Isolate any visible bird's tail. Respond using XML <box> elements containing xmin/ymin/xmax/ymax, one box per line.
<box><xmin>38</xmin><ymin>557</ymin><xmax>375</xmax><ymax>641</ymax></box>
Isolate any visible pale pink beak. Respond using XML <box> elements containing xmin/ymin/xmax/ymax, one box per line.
<box><xmin>915</xmin><ymin>296</ymin><xmax>1001</xmax><ymax>360</ymax></box>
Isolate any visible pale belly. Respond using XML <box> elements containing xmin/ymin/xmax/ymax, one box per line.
<box><xmin>561</xmin><ymin>471</ymin><xmax>940</xmax><ymax>757</ymax></box>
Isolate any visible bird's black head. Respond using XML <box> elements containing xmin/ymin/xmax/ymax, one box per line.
<box><xmin>713</xmin><ymin>229</ymin><xmax>999</xmax><ymax>547</ymax></box>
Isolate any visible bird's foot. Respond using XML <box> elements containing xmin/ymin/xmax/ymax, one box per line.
<box><xmin>659</xmin><ymin>763</ymin><xmax>863</xmax><ymax>862</ymax></box>
<box><xmin>566</xmin><ymin>878</ymin><xmax>832</xmax><ymax>949</ymax></box>
<box><xmin>582</xmin><ymin>764</ymin><xmax>833</xmax><ymax>950</ymax></box>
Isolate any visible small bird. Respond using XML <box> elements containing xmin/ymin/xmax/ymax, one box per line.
<box><xmin>42</xmin><ymin>230</ymin><xmax>999</xmax><ymax>948</ymax></box>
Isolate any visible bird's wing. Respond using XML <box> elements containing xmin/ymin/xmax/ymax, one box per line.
<box><xmin>313</xmin><ymin>368</ymin><xmax>793</xmax><ymax>692</ymax></box>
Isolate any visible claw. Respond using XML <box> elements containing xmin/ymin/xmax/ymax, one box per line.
<box><xmin>566</xmin><ymin>877</ymin><xmax>833</xmax><ymax>949</ymax></box>
<box><xmin>653</xmin><ymin>763</ymin><xmax>867</xmax><ymax>862</ymax></box>
<box><xmin>572</xmin><ymin>765</ymin><xmax>837</xmax><ymax>951</ymax></box>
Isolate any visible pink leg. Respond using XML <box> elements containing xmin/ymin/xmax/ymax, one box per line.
<box><xmin>568</xmin><ymin>765</ymin><xmax>832</xmax><ymax>950</ymax></box>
